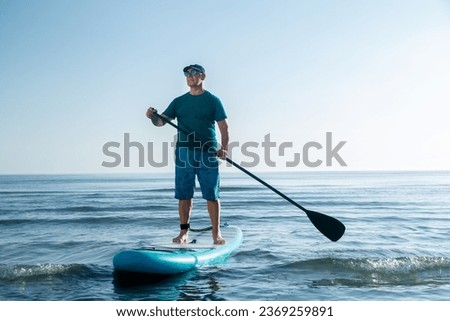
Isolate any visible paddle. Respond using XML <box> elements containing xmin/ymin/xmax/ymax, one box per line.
<box><xmin>153</xmin><ymin>112</ymin><xmax>346</xmax><ymax>242</ymax></box>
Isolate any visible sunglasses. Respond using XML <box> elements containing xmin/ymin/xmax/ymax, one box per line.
<box><xmin>184</xmin><ymin>69</ymin><xmax>202</xmax><ymax>77</ymax></box>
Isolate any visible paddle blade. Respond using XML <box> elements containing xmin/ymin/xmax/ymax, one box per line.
<box><xmin>305</xmin><ymin>209</ymin><xmax>345</xmax><ymax>242</ymax></box>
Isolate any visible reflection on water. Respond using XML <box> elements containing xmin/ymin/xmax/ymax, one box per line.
<box><xmin>112</xmin><ymin>268</ymin><xmax>223</xmax><ymax>301</ymax></box>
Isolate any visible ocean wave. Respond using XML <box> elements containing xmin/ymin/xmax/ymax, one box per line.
<box><xmin>220</xmin><ymin>186</ymin><xmax>265</xmax><ymax>191</ymax></box>
<box><xmin>277</xmin><ymin>256</ymin><xmax>450</xmax><ymax>288</ymax></box>
<box><xmin>10</xmin><ymin>204</ymin><xmax>175</xmax><ymax>215</ymax></box>
<box><xmin>0</xmin><ymin>215</ymin><xmax>155</xmax><ymax>226</ymax></box>
<box><xmin>0</xmin><ymin>191</ymin><xmax>67</xmax><ymax>195</ymax></box>
<box><xmin>0</xmin><ymin>263</ymin><xmax>102</xmax><ymax>282</ymax></box>
<box><xmin>58</xmin><ymin>204</ymin><xmax>173</xmax><ymax>213</ymax></box>
<box><xmin>281</xmin><ymin>256</ymin><xmax>450</xmax><ymax>273</ymax></box>
<box><xmin>234</xmin><ymin>248</ymin><xmax>279</xmax><ymax>261</ymax></box>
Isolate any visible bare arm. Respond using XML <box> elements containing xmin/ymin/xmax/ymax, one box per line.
<box><xmin>217</xmin><ymin>119</ymin><xmax>229</xmax><ymax>159</ymax></box>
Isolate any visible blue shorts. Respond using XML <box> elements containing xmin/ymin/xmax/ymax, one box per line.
<box><xmin>175</xmin><ymin>147</ymin><xmax>220</xmax><ymax>201</ymax></box>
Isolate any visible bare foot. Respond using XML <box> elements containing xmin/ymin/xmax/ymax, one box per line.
<box><xmin>213</xmin><ymin>233</ymin><xmax>226</xmax><ymax>245</ymax></box>
<box><xmin>172</xmin><ymin>231</ymin><xmax>188</xmax><ymax>244</ymax></box>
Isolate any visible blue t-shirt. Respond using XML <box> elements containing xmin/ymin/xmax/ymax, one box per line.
<box><xmin>163</xmin><ymin>91</ymin><xmax>227</xmax><ymax>151</ymax></box>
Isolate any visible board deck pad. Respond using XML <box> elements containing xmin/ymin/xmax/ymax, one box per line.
<box><xmin>113</xmin><ymin>225</ymin><xmax>242</xmax><ymax>275</ymax></box>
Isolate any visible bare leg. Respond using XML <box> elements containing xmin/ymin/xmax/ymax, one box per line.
<box><xmin>207</xmin><ymin>199</ymin><xmax>225</xmax><ymax>244</ymax></box>
<box><xmin>173</xmin><ymin>199</ymin><xmax>192</xmax><ymax>243</ymax></box>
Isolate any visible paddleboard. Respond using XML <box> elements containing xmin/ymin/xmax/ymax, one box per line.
<box><xmin>113</xmin><ymin>225</ymin><xmax>242</xmax><ymax>275</ymax></box>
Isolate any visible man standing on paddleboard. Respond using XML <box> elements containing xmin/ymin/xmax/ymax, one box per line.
<box><xmin>146</xmin><ymin>64</ymin><xmax>229</xmax><ymax>245</ymax></box>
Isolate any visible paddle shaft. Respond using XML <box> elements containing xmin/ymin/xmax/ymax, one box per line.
<box><xmin>226</xmin><ymin>159</ymin><xmax>308</xmax><ymax>210</ymax></box>
<box><xmin>153</xmin><ymin>112</ymin><xmax>345</xmax><ymax>241</ymax></box>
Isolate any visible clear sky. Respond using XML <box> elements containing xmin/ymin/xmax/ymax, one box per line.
<box><xmin>1</xmin><ymin>0</ymin><xmax>449</xmax><ymax>174</ymax></box>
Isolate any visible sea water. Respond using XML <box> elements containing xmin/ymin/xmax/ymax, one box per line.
<box><xmin>1</xmin><ymin>171</ymin><xmax>449</xmax><ymax>300</ymax></box>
